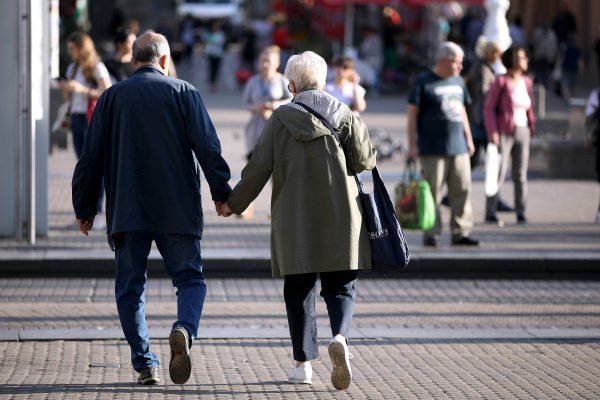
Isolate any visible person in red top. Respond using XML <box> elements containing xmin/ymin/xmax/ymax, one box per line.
<box><xmin>272</xmin><ymin>18</ymin><xmax>292</xmax><ymax>71</ymax></box>
<box><xmin>484</xmin><ymin>47</ymin><xmax>535</xmax><ymax>225</ymax></box>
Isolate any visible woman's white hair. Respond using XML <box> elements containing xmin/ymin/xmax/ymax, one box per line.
<box><xmin>284</xmin><ymin>51</ymin><xmax>327</xmax><ymax>91</ymax></box>
<box><xmin>436</xmin><ymin>41</ymin><xmax>464</xmax><ymax>61</ymax></box>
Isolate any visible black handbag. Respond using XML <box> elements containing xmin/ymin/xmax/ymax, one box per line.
<box><xmin>295</xmin><ymin>101</ymin><xmax>410</xmax><ymax>274</ymax></box>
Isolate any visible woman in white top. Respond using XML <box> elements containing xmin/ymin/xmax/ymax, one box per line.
<box><xmin>61</xmin><ymin>31</ymin><xmax>112</xmax><ymax>159</ymax></box>
<box><xmin>242</xmin><ymin>45</ymin><xmax>292</xmax><ymax>160</ymax></box>
<box><xmin>324</xmin><ymin>56</ymin><xmax>366</xmax><ymax>114</ymax></box>
<box><xmin>61</xmin><ymin>31</ymin><xmax>112</xmax><ymax>215</ymax></box>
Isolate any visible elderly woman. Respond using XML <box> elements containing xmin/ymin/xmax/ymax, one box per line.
<box><xmin>220</xmin><ymin>51</ymin><xmax>376</xmax><ymax>390</ymax></box>
<box><xmin>484</xmin><ymin>46</ymin><xmax>535</xmax><ymax>225</ymax></box>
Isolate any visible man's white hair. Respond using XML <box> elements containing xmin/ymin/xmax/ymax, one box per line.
<box><xmin>284</xmin><ymin>51</ymin><xmax>327</xmax><ymax>91</ymax></box>
<box><xmin>436</xmin><ymin>41</ymin><xmax>464</xmax><ymax>61</ymax></box>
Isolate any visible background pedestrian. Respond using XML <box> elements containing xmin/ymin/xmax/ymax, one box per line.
<box><xmin>203</xmin><ymin>20</ymin><xmax>226</xmax><ymax>92</ymax></box>
<box><xmin>242</xmin><ymin>45</ymin><xmax>292</xmax><ymax>161</ymax></box>
<box><xmin>407</xmin><ymin>41</ymin><xmax>478</xmax><ymax>247</ymax></box>
<box><xmin>61</xmin><ymin>31</ymin><xmax>112</xmax><ymax>225</ymax></box>
<box><xmin>484</xmin><ymin>46</ymin><xmax>535</xmax><ymax>226</ymax></box>
<box><xmin>325</xmin><ymin>55</ymin><xmax>366</xmax><ymax>114</ymax></box>
<box><xmin>104</xmin><ymin>28</ymin><xmax>136</xmax><ymax>83</ymax></box>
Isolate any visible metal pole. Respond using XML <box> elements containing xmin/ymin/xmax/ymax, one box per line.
<box><xmin>343</xmin><ymin>3</ymin><xmax>354</xmax><ymax>51</ymax></box>
<box><xmin>16</xmin><ymin>0</ymin><xmax>28</xmax><ymax>241</ymax></box>
<box><xmin>28</xmin><ymin>0</ymin><xmax>36</xmax><ymax>245</ymax></box>
<box><xmin>19</xmin><ymin>0</ymin><xmax>36</xmax><ymax>244</ymax></box>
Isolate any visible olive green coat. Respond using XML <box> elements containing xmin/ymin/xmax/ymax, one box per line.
<box><xmin>227</xmin><ymin>90</ymin><xmax>377</xmax><ymax>277</ymax></box>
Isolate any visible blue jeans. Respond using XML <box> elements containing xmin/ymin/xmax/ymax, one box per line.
<box><xmin>71</xmin><ymin>113</ymin><xmax>104</xmax><ymax>213</ymax></box>
<box><xmin>114</xmin><ymin>231</ymin><xmax>207</xmax><ymax>372</ymax></box>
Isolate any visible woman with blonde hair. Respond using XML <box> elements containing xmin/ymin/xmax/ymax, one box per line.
<box><xmin>61</xmin><ymin>31</ymin><xmax>112</xmax><ymax>218</ymax></box>
<box><xmin>242</xmin><ymin>45</ymin><xmax>292</xmax><ymax>160</ymax></box>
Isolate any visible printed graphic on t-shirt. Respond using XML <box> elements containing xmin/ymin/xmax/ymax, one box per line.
<box><xmin>434</xmin><ymin>85</ymin><xmax>464</xmax><ymax>122</ymax></box>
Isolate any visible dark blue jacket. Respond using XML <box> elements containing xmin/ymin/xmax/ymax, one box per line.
<box><xmin>72</xmin><ymin>66</ymin><xmax>231</xmax><ymax>247</ymax></box>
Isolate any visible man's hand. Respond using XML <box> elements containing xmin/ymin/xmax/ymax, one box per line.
<box><xmin>407</xmin><ymin>145</ymin><xmax>419</xmax><ymax>160</ymax></box>
<box><xmin>77</xmin><ymin>218</ymin><xmax>94</xmax><ymax>236</ymax></box>
<box><xmin>214</xmin><ymin>201</ymin><xmax>225</xmax><ymax>216</ymax></box>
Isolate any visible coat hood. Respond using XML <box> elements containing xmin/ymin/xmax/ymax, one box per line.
<box><xmin>277</xmin><ymin>90</ymin><xmax>347</xmax><ymax>143</ymax></box>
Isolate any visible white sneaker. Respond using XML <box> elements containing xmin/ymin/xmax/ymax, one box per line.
<box><xmin>328</xmin><ymin>334</ymin><xmax>353</xmax><ymax>390</ymax></box>
<box><xmin>287</xmin><ymin>362</ymin><xmax>312</xmax><ymax>384</ymax></box>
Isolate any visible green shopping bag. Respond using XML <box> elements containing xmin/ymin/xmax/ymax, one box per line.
<box><xmin>394</xmin><ymin>162</ymin><xmax>436</xmax><ymax>230</ymax></box>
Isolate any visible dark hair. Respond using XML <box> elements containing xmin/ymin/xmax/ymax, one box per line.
<box><xmin>114</xmin><ymin>28</ymin><xmax>132</xmax><ymax>46</ymax></box>
<box><xmin>332</xmin><ymin>55</ymin><xmax>354</xmax><ymax>70</ymax></box>
<box><xmin>132</xmin><ymin>39</ymin><xmax>161</xmax><ymax>65</ymax></box>
<box><xmin>501</xmin><ymin>46</ymin><xmax>525</xmax><ymax>70</ymax></box>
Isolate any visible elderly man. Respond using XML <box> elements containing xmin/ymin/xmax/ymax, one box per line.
<box><xmin>72</xmin><ymin>32</ymin><xmax>232</xmax><ymax>385</ymax></box>
<box><xmin>407</xmin><ymin>41</ymin><xmax>479</xmax><ymax>247</ymax></box>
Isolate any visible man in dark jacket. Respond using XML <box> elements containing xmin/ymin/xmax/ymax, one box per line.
<box><xmin>72</xmin><ymin>32</ymin><xmax>231</xmax><ymax>385</ymax></box>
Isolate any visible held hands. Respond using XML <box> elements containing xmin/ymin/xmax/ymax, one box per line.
<box><xmin>214</xmin><ymin>201</ymin><xmax>233</xmax><ymax>217</ymax></box>
<box><xmin>77</xmin><ymin>218</ymin><xmax>94</xmax><ymax>236</ymax></box>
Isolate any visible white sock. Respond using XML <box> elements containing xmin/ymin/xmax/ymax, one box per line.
<box><xmin>295</xmin><ymin>361</ymin><xmax>310</xmax><ymax>368</ymax></box>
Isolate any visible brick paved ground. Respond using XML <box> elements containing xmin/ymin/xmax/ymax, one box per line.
<box><xmin>1</xmin><ymin>278</ymin><xmax>600</xmax><ymax>399</ymax></box>
<box><xmin>2</xmin><ymin>339</ymin><xmax>600</xmax><ymax>399</ymax></box>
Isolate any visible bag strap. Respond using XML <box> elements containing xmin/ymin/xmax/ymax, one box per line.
<box><xmin>295</xmin><ymin>101</ymin><xmax>341</xmax><ymax>144</ymax></box>
<box><xmin>295</xmin><ymin>100</ymin><xmax>364</xmax><ymax>189</ymax></box>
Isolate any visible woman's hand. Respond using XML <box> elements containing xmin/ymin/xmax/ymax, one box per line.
<box><xmin>60</xmin><ymin>80</ymin><xmax>88</xmax><ymax>94</ymax></box>
<box><xmin>491</xmin><ymin>132</ymin><xmax>500</xmax><ymax>145</ymax></box>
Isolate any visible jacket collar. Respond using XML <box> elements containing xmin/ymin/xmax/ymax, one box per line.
<box><xmin>133</xmin><ymin>65</ymin><xmax>165</xmax><ymax>76</ymax></box>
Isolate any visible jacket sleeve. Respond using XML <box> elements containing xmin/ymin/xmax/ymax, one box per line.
<box><xmin>227</xmin><ymin>114</ymin><xmax>275</xmax><ymax>214</ymax></box>
<box><xmin>484</xmin><ymin>76</ymin><xmax>502</xmax><ymax>139</ymax></box>
<box><xmin>184</xmin><ymin>88</ymin><xmax>232</xmax><ymax>202</ymax></box>
<box><xmin>72</xmin><ymin>93</ymin><xmax>106</xmax><ymax>220</ymax></box>
<box><xmin>526</xmin><ymin>77</ymin><xmax>536</xmax><ymax>136</ymax></box>
<box><xmin>340</xmin><ymin>112</ymin><xmax>377</xmax><ymax>173</ymax></box>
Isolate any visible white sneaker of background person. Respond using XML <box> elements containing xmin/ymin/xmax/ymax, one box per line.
<box><xmin>328</xmin><ymin>334</ymin><xmax>353</xmax><ymax>390</ymax></box>
<box><xmin>288</xmin><ymin>361</ymin><xmax>312</xmax><ymax>384</ymax></box>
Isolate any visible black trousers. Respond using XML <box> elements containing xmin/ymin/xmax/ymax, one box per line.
<box><xmin>283</xmin><ymin>270</ymin><xmax>359</xmax><ymax>362</ymax></box>
<box><xmin>208</xmin><ymin>56</ymin><xmax>222</xmax><ymax>85</ymax></box>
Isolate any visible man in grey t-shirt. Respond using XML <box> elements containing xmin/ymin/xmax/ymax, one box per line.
<box><xmin>407</xmin><ymin>41</ymin><xmax>479</xmax><ymax>247</ymax></box>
